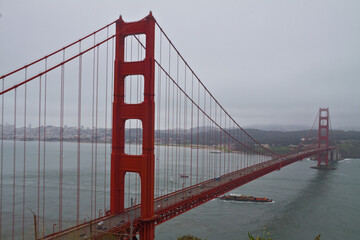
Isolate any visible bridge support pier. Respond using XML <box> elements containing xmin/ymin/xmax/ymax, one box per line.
<box><xmin>329</xmin><ymin>146</ymin><xmax>341</xmax><ymax>162</ymax></box>
<box><xmin>141</xmin><ymin>220</ymin><xmax>155</xmax><ymax>240</ymax></box>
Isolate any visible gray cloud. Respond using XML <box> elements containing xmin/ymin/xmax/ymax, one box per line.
<box><xmin>1</xmin><ymin>0</ymin><xmax>359</xmax><ymax>130</ymax></box>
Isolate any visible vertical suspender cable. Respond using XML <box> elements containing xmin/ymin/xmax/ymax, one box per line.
<box><xmin>215</xmin><ymin>103</ymin><xmax>217</xmax><ymax>177</ymax></box>
<box><xmin>12</xmin><ymin>89</ymin><xmax>17</xmax><ymax>240</ymax></box>
<box><xmin>91</xmin><ymin>34</ymin><xmax>96</xmax><ymax>220</ymax></box>
<box><xmin>22</xmin><ymin>69</ymin><xmax>27</xmax><ymax>240</ymax></box>
<box><xmin>207</xmin><ymin>98</ymin><xmax>210</xmax><ymax>179</ymax></box>
<box><xmin>238</xmin><ymin>128</ymin><xmax>241</xmax><ymax>170</ymax></box>
<box><xmin>95</xmin><ymin>45</ymin><xmax>100</xmax><ymax>217</ymax></box>
<box><xmin>209</xmin><ymin>98</ymin><xmax>212</xmax><ymax>178</ymax></box>
<box><xmin>166</xmin><ymin>43</ymin><xmax>171</xmax><ymax>194</ymax></box>
<box><xmin>171</xmin><ymin>54</ymin><xmax>175</xmax><ymax>192</ymax></box>
<box><xmin>182</xmin><ymin>65</ymin><xmax>187</xmax><ymax>188</ymax></box>
<box><xmin>229</xmin><ymin>118</ymin><xmax>231</xmax><ymax>172</ymax></box>
<box><xmin>209</xmin><ymin>97</ymin><xmax>212</xmax><ymax>178</ymax></box>
<box><xmin>214</xmin><ymin>104</ymin><xmax>217</xmax><ymax>177</ymax></box>
<box><xmin>165</xmin><ymin>68</ymin><xmax>168</xmax><ymax>194</ymax></box>
<box><xmin>104</xmin><ymin>28</ymin><xmax>109</xmax><ymax>213</ymax></box>
<box><xmin>245</xmin><ymin>135</ymin><xmax>247</xmax><ymax>168</ymax></box>
<box><xmin>225</xmin><ymin>116</ymin><xmax>234</xmax><ymax>173</ymax></box>
<box><xmin>190</xmin><ymin>74</ymin><xmax>193</xmax><ymax>185</ymax></box>
<box><xmin>77</xmin><ymin>42</ymin><xmax>82</xmax><ymax>224</ymax></box>
<box><xmin>228</xmin><ymin>119</ymin><xmax>230</xmax><ymax>172</ymax></box>
<box><xmin>247</xmin><ymin>138</ymin><xmax>249</xmax><ymax>167</ymax></box>
<box><xmin>177</xmin><ymin>57</ymin><xmax>182</xmax><ymax>191</ymax></box>
<box><xmin>227</xmin><ymin>119</ymin><xmax>234</xmax><ymax>172</ymax></box>
<box><xmin>37</xmin><ymin>75</ymin><xmax>42</xmax><ymax>232</ymax></box>
<box><xmin>223</xmin><ymin>114</ymin><xmax>226</xmax><ymax>174</ymax></box>
<box><xmin>42</xmin><ymin>59</ymin><xmax>48</xmax><ymax>236</ymax></box>
<box><xmin>231</xmin><ymin>122</ymin><xmax>233</xmax><ymax>172</ymax></box>
<box><xmin>175</xmin><ymin>55</ymin><xmax>179</xmax><ymax>192</ymax></box>
<box><xmin>239</xmin><ymin>124</ymin><xmax>241</xmax><ymax>169</ymax></box>
<box><xmin>205</xmin><ymin>94</ymin><xmax>209</xmax><ymax>180</ymax></box>
<box><xmin>233</xmin><ymin>122</ymin><xmax>235</xmax><ymax>171</ymax></box>
<box><xmin>0</xmin><ymin>78</ymin><xmax>3</xmax><ymax>240</ymax></box>
<box><xmin>242</xmin><ymin>131</ymin><xmax>245</xmax><ymax>169</ymax></box>
<box><xmin>167</xmin><ymin>72</ymin><xmax>170</xmax><ymax>194</ymax></box>
<box><xmin>59</xmin><ymin>50</ymin><xmax>65</xmax><ymax>231</ymax></box>
<box><xmin>237</xmin><ymin>128</ymin><xmax>239</xmax><ymax>169</ymax></box>
<box><xmin>196</xmin><ymin>81</ymin><xmax>199</xmax><ymax>184</ymax></box>
<box><xmin>220</xmin><ymin>110</ymin><xmax>222</xmax><ymax>176</ymax></box>
<box><xmin>202</xmin><ymin>89</ymin><xmax>206</xmax><ymax>180</ymax></box>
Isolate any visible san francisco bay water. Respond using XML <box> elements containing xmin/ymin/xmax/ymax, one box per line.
<box><xmin>156</xmin><ymin>158</ymin><xmax>360</xmax><ymax>239</ymax></box>
<box><xmin>1</xmin><ymin>140</ymin><xmax>359</xmax><ymax>239</ymax></box>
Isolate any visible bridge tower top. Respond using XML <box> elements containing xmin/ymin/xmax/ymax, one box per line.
<box><xmin>317</xmin><ymin>108</ymin><xmax>329</xmax><ymax>167</ymax></box>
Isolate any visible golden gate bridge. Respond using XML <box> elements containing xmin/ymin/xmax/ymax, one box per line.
<box><xmin>0</xmin><ymin>13</ymin><xmax>336</xmax><ymax>240</ymax></box>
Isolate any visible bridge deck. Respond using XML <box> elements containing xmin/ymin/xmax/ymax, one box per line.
<box><xmin>42</xmin><ymin>147</ymin><xmax>331</xmax><ymax>240</ymax></box>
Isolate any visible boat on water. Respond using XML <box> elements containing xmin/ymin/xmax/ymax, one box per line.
<box><xmin>180</xmin><ymin>174</ymin><xmax>189</xmax><ymax>178</ymax></box>
<box><xmin>219</xmin><ymin>193</ymin><xmax>272</xmax><ymax>203</ymax></box>
<box><xmin>210</xmin><ymin>151</ymin><xmax>222</xmax><ymax>154</ymax></box>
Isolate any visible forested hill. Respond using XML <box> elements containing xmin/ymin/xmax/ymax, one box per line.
<box><xmin>244</xmin><ymin>129</ymin><xmax>360</xmax><ymax>145</ymax></box>
<box><xmin>245</xmin><ymin>129</ymin><xmax>360</xmax><ymax>158</ymax></box>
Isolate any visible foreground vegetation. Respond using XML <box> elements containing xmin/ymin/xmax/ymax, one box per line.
<box><xmin>178</xmin><ymin>235</ymin><xmax>204</xmax><ymax>240</ymax></box>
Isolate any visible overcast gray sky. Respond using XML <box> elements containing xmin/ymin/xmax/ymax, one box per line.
<box><xmin>1</xmin><ymin>0</ymin><xmax>359</xmax><ymax>130</ymax></box>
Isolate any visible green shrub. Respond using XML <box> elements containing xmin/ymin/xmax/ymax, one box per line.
<box><xmin>177</xmin><ymin>234</ymin><xmax>204</xmax><ymax>240</ymax></box>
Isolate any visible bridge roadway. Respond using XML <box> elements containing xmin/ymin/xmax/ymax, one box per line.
<box><xmin>42</xmin><ymin>147</ymin><xmax>331</xmax><ymax>240</ymax></box>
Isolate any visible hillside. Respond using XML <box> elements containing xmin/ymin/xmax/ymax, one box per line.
<box><xmin>244</xmin><ymin>129</ymin><xmax>360</xmax><ymax>158</ymax></box>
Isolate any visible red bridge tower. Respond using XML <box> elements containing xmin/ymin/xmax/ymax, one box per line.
<box><xmin>111</xmin><ymin>13</ymin><xmax>156</xmax><ymax>239</ymax></box>
<box><xmin>317</xmin><ymin>108</ymin><xmax>329</xmax><ymax>167</ymax></box>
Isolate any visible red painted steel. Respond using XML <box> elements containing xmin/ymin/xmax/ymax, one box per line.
<box><xmin>317</xmin><ymin>108</ymin><xmax>329</xmax><ymax>167</ymax></box>
<box><xmin>111</xmin><ymin>12</ymin><xmax>156</xmax><ymax>239</ymax></box>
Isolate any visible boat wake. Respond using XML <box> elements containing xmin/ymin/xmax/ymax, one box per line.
<box><xmin>218</xmin><ymin>199</ymin><xmax>275</xmax><ymax>204</ymax></box>
<box><xmin>338</xmin><ymin>158</ymin><xmax>360</xmax><ymax>163</ymax></box>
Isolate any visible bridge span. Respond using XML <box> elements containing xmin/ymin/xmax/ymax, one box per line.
<box><xmin>42</xmin><ymin>146</ymin><xmax>333</xmax><ymax>240</ymax></box>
